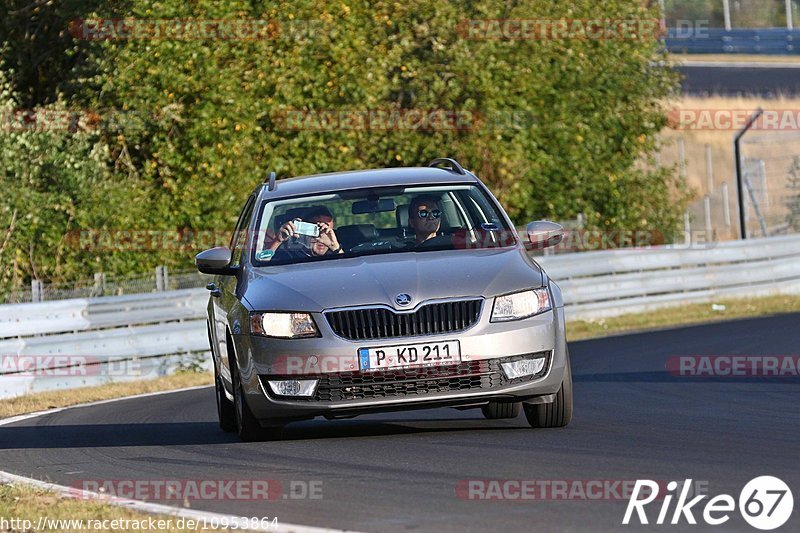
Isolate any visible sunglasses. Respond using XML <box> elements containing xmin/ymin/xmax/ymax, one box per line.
<box><xmin>416</xmin><ymin>209</ymin><xmax>441</xmax><ymax>219</ymax></box>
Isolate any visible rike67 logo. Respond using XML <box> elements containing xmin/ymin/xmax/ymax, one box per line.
<box><xmin>624</xmin><ymin>477</ymin><xmax>793</xmax><ymax>530</ymax></box>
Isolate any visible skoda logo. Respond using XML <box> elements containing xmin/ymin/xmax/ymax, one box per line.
<box><xmin>395</xmin><ymin>293</ymin><xmax>412</xmax><ymax>307</ymax></box>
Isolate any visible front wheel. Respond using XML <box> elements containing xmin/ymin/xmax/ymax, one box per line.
<box><xmin>215</xmin><ymin>363</ymin><xmax>237</xmax><ymax>432</ymax></box>
<box><xmin>481</xmin><ymin>402</ymin><xmax>521</xmax><ymax>419</ymax></box>
<box><xmin>523</xmin><ymin>348</ymin><xmax>573</xmax><ymax>428</ymax></box>
<box><xmin>232</xmin><ymin>363</ymin><xmax>283</xmax><ymax>442</ymax></box>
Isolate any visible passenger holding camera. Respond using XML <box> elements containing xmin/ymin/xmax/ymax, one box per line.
<box><xmin>264</xmin><ymin>206</ymin><xmax>343</xmax><ymax>261</ymax></box>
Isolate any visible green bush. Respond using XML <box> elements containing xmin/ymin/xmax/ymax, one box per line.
<box><xmin>0</xmin><ymin>68</ymin><xmax>117</xmax><ymax>291</ymax></box>
<box><xmin>1</xmin><ymin>0</ymin><xmax>688</xmax><ymax>292</ymax></box>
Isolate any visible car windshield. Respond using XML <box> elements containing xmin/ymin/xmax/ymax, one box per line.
<box><xmin>251</xmin><ymin>184</ymin><xmax>517</xmax><ymax>266</ymax></box>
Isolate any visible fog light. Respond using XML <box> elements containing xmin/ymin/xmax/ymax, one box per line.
<box><xmin>501</xmin><ymin>357</ymin><xmax>546</xmax><ymax>379</ymax></box>
<box><xmin>267</xmin><ymin>379</ymin><xmax>318</xmax><ymax>397</ymax></box>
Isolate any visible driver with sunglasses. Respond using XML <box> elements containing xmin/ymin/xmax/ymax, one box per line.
<box><xmin>407</xmin><ymin>195</ymin><xmax>449</xmax><ymax>247</ymax></box>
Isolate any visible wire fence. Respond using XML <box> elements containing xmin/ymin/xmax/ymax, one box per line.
<box><xmin>659</xmin><ymin>131</ymin><xmax>800</xmax><ymax>243</ymax></box>
<box><xmin>738</xmin><ymin>131</ymin><xmax>800</xmax><ymax>237</ymax></box>
<box><xmin>1</xmin><ymin>268</ymin><xmax>211</xmax><ymax>305</ymax></box>
<box><xmin>664</xmin><ymin>0</ymin><xmax>800</xmax><ymax>30</ymax></box>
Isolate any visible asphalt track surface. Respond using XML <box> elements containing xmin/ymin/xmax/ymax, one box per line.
<box><xmin>1</xmin><ymin>313</ymin><xmax>798</xmax><ymax>532</ymax></box>
<box><xmin>678</xmin><ymin>65</ymin><xmax>800</xmax><ymax>96</ymax></box>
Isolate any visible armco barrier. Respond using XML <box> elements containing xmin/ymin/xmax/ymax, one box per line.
<box><xmin>538</xmin><ymin>233</ymin><xmax>800</xmax><ymax>320</ymax></box>
<box><xmin>666</xmin><ymin>28</ymin><xmax>800</xmax><ymax>55</ymax></box>
<box><xmin>0</xmin><ymin>288</ymin><xmax>207</xmax><ymax>338</ymax></box>
<box><xmin>1</xmin><ymin>234</ymin><xmax>799</xmax><ymax>398</ymax></box>
<box><xmin>0</xmin><ymin>290</ymin><xmax>209</xmax><ymax>398</ymax></box>
<box><xmin>0</xmin><ymin>353</ymin><xmax>202</xmax><ymax>399</ymax></box>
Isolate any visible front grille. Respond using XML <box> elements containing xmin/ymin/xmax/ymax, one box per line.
<box><xmin>325</xmin><ymin>299</ymin><xmax>482</xmax><ymax>340</ymax></box>
<box><xmin>260</xmin><ymin>352</ymin><xmax>550</xmax><ymax>403</ymax></box>
<box><xmin>316</xmin><ymin>360</ymin><xmax>498</xmax><ymax>401</ymax></box>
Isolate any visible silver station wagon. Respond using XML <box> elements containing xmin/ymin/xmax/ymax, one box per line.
<box><xmin>197</xmin><ymin>158</ymin><xmax>572</xmax><ymax>441</ymax></box>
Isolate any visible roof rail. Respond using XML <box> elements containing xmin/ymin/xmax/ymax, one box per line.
<box><xmin>266</xmin><ymin>171</ymin><xmax>277</xmax><ymax>191</ymax></box>
<box><xmin>428</xmin><ymin>158</ymin><xmax>466</xmax><ymax>175</ymax></box>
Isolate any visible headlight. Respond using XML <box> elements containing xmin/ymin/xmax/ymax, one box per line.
<box><xmin>491</xmin><ymin>288</ymin><xmax>551</xmax><ymax>322</ymax></box>
<box><xmin>250</xmin><ymin>312</ymin><xmax>319</xmax><ymax>338</ymax></box>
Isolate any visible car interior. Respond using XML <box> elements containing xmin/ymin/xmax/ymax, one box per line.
<box><xmin>257</xmin><ymin>187</ymin><xmax>515</xmax><ymax>260</ymax></box>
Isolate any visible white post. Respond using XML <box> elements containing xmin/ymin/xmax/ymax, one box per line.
<box><xmin>31</xmin><ymin>280</ymin><xmax>43</xmax><ymax>303</ymax></box>
<box><xmin>705</xmin><ymin>144</ymin><xmax>714</xmax><ymax>193</ymax></box>
<box><xmin>787</xmin><ymin>0</ymin><xmax>794</xmax><ymax>30</ymax></box>
<box><xmin>156</xmin><ymin>266</ymin><xmax>166</xmax><ymax>292</ymax></box>
<box><xmin>722</xmin><ymin>182</ymin><xmax>731</xmax><ymax>227</ymax></box>
<box><xmin>684</xmin><ymin>211</ymin><xmax>691</xmax><ymax>245</ymax></box>
<box><xmin>93</xmin><ymin>272</ymin><xmax>106</xmax><ymax>296</ymax></box>
<box><xmin>722</xmin><ymin>0</ymin><xmax>732</xmax><ymax>31</ymax></box>
<box><xmin>704</xmin><ymin>195</ymin><xmax>713</xmax><ymax>239</ymax></box>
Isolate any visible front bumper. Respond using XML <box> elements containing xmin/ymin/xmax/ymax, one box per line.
<box><xmin>233</xmin><ymin>305</ymin><xmax>568</xmax><ymax>423</ymax></box>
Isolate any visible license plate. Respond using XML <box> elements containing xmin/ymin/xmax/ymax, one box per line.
<box><xmin>358</xmin><ymin>340</ymin><xmax>460</xmax><ymax>372</ymax></box>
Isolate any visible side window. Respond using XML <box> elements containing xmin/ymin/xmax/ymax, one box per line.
<box><xmin>230</xmin><ymin>196</ymin><xmax>256</xmax><ymax>267</ymax></box>
<box><xmin>453</xmin><ymin>190</ymin><xmax>483</xmax><ymax>228</ymax></box>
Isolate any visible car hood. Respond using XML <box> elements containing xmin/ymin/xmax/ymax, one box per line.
<box><xmin>242</xmin><ymin>248</ymin><xmax>543</xmax><ymax>312</ymax></box>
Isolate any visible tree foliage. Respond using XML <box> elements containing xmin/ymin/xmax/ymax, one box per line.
<box><xmin>1</xmin><ymin>0</ymin><xmax>688</xmax><ymax>292</ymax></box>
<box><xmin>0</xmin><ymin>68</ymin><xmax>116</xmax><ymax>291</ymax></box>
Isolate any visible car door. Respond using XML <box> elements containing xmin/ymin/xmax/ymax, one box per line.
<box><xmin>213</xmin><ymin>194</ymin><xmax>256</xmax><ymax>387</ymax></box>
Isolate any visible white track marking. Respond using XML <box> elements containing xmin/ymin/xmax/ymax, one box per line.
<box><xmin>0</xmin><ymin>386</ymin><xmax>356</xmax><ymax>533</ymax></box>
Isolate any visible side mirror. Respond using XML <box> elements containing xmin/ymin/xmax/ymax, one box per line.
<box><xmin>195</xmin><ymin>247</ymin><xmax>238</xmax><ymax>275</ymax></box>
<box><xmin>526</xmin><ymin>220</ymin><xmax>564</xmax><ymax>250</ymax></box>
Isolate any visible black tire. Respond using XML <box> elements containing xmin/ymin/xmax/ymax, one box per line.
<box><xmin>481</xmin><ymin>402</ymin><xmax>521</xmax><ymax>419</ymax></box>
<box><xmin>210</xmin><ymin>324</ymin><xmax>237</xmax><ymax>433</ymax></box>
<box><xmin>232</xmin><ymin>362</ymin><xmax>283</xmax><ymax>442</ymax></box>
<box><xmin>523</xmin><ymin>348</ymin><xmax>573</xmax><ymax>428</ymax></box>
<box><xmin>215</xmin><ymin>364</ymin><xmax>237</xmax><ymax>433</ymax></box>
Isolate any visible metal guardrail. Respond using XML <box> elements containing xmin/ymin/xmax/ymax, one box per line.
<box><xmin>2</xmin><ymin>234</ymin><xmax>800</xmax><ymax>398</ymax></box>
<box><xmin>666</xmin><ymin>28</ymin><xmax>800</xmax><ymax>55</ymax></box>
<box><xmin>0</xmin><ymin>289</ymin><xmax>207</xmax><ymax>338</ymax></box>
<box><xmin>0</xmin><ymin>291</ymin><xmax>209</xmax><ymax>398</ymax></box>
<box><xmin>539</xmin><ymin>233</ymin><xmax>800</xmax><ymax>320</ymax></box>
<box><xmin>1</xmin><ymin>353</ymin><xmax>204</xmax><ymax>399</ymax></box>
